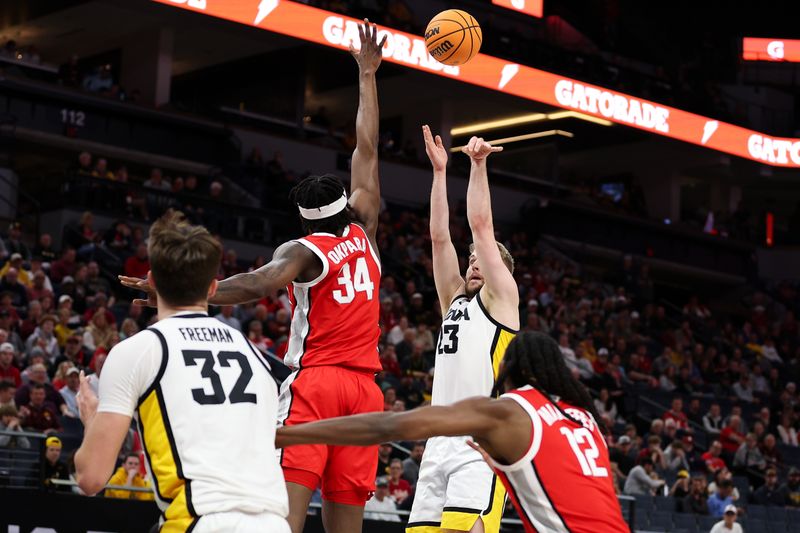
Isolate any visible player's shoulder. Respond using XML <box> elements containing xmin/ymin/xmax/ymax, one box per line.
<box><xmin>109</xmin><ymin>328</ymin><xmax>161</xmax><ymax>357</ymax></box>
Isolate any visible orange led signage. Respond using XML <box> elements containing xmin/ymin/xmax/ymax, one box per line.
<box><xmin>154</xmin><ymin>0</ymin><xmax>800</xmax><ymax>168</ymax></box>
<box><xmin>743</xmin><ymin>38</ymin><xmax>800</xmax><ymax>62</ymax></box>
<box><xmin>492</xmin><ymin>0</ymin><xmax>543</xmax><ymax>18</ymax></box>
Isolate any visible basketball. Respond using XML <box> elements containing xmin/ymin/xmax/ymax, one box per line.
<box><xmin>424</xmin><ymin>9</ymin><xmax>482</xmax><ymax>66</ymax></box>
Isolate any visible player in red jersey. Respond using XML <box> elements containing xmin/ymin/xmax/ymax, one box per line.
<box><xmin>277</xmin><ymin>332</ymin><xmax>630</xmax><ymax>533</ymax></box>
<box><xmin>121</xmin><ymin>19</ymin><xmax>387</xmax><ymax>533</ymax></box>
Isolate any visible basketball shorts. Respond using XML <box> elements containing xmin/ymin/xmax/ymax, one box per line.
<box><xmin>407</xmin><ymin>436</ymin><xmax>506</xmax><ymax>533</ymax></box>
<box><xmin>277</xmin><ymin>366</ymin><xmax>384</xmax><ymax>504</ymax></box>
<box><xmin>192</xmin><ymin>511</ymin><xmax>290</xmax><ymax>532</ymax></box>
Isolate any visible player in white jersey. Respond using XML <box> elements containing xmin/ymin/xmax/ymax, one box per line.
<box><xmin>75</xmin><ymin>211</ymin><xmax>289</xmax><ymax>533</ymax></box>
<box><xmin>408</xmin><ymin>128</ymin><xmax>520</xmax><ymax>533</ymax></box>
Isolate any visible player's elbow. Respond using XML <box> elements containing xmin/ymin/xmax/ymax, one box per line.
<box><xmin>76</xmin><ymin>471</ymin><xmax>106</xmax><ymax>496</ymax></box>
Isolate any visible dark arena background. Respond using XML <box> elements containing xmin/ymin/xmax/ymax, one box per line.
<box><xmin>1</xmin><ymin>0</ymin><xmax>800</xmax><ymax>531</ymax></box>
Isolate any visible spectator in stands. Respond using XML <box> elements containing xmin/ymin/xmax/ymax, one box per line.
<box><xmin>59</xmin><ymin>367</ymin><xmax>80</xmax><ymax>417</ymax></box>
<box><xmin>709</xmin><ymin>505</ymin><xmax>742</xmax><ymax>533</ymax></box>
<box><xmin>733</xmin><ymin>432</ymin><xmax>767</xmax><ymax>478</ymax></box>
<box><xmin>594</xmin><ymin>387</ymin><xmax>619</xmax><ymax>424</ymax></box>
<box><xmin>53</xmin><ymin>308</ymin><xmax>76</xmax><ymax>348</ymax></box>
<box><xmin>248</xmin><ymin>320</ymin><xmax>274</xmax><ymax>355</ymax></box>
<box><xmin>86</xmin><ymin>351</ymin><xmax>106</xmax><ymax>395</ymax></box>
<box><xmin>379</xmin><ymin>344</ymin><xmax>402</xmax><ymax>383</ymax></box>
<box><xmin>387</xmin><ymin>458</ymin><xmax>411</xmax><ymax>506</ymax></box>
<box><xmin>5</xmin><ymin>223</ymin><xmax>31</xmax><ymax>261</ymax></box>
<box><xmin>124</xmin><ymin>243</ymin><xmax>150</xmax><ymax>279</ymax></box>
<box><xmin>82</xmin><ymin>64</ymin><xmax>113</xmax><ymax>93</ymax></box>
<box><xmin>50</xmin><ymin>248</ymin><xmax>77</xmax><ymax>284</ymax></box>
<box><xmin>51</xmin><ymin>361</ymin><xmax>74</xmax><ymax>390</ymax></box>
<box><xmin>707</xmin><ymin>479</ymin><xmax>735</xmax><ymax>518</ymax></box>
<box><xmin>0</xmin><ymin>267</ymin><xmax>29</xmax><ymax>310</ymax></box>
<box><xmin>27</xmin><ymin>271</ymin><xmax>54</xmax><ymax>303</ymax></box>
<box><xmin>53</xmin><ymin>335</ymin><xmax>89</xmax><ymax>371</ymax></box>
<box><xmin>42</xmin><ymin>436</ymin><xmax>70</xmax><ymax>492</ymax></box>
<box><xmin>402</xmin><ymin>441</ymin><xmax>424</xmax><ymax>487</ymax></box>
<box><xmin>364</xmin><ymin>477</ymin><xmax>400</xmax><ymax>522</ymax></box>
<box><xmin>778</xmin><ymin>412</ymin><xmax>798</xmax><ymax>446</ymax></box>
<box><xmin>0</xmin><ymin>253</ymin><xmax>32</xmax><ymax>287</ymax></box>
<box><xmin>119</xmin><ymin>318</ymin><xmax>139</xmax><ymax>341</ymax></box>
<box><xmin>26</xmin><ymin>314</ymin><xmax>60</xmax><ymax>365</ymax></box>
<box><xmin>760</xmin><ymin>433</ymin><xmax>781</xmax><ymax>468</ymax></box>
<box><xmin>82</xmin><ymin>308</ymin><xmax>115</xmax><ymax>353</ymax></box>
<box><xmin>681</xmin><ymin>475</ymin><xmax>709</xmax><ymax>514</ymax></box>
<box><xmin>33</xmin><ymin>233</ymin><xmax>57</xmax><ymax>264</ymax></box>
<box><xmin>610</xmin><ymin>435</ymin><xmax>636</xmax><ymax>476</ymax></box>
<box><xmin>664</xmin><ymin>397</ymin><xmax>690</xmax><ymax>430</ymax></box>
<box><xmin>784</xmin><ymin>467</ymin><xmax>800</xmax><ymax>507</ymax></box>
<box><xmin>92</xmin><ymin>158</ymin><xmax>113</xmax><ymax>179</ymax></box>
<box><xmin>20</xmin><ymin>382</ymin><xmax>61</xmax><ymax>434</ymax></box>
<box><xmin>0</xmin><ymin>342</ymin><xmax>21</xmax><ymax>386</ymax></box>
<box><xmin>623</xmin><ymin>456</ymin><xmax>664</xmax><ymax>495</ymax></box>
<box><xmin>686</xmin><ymin>398</ymin><xmax>704</xmax><ymax>427</ymax></box>
<box><xmin>0</xmin><ymin>405</ymin><xmax>30</xmax><ymax>449</ymax></box>
<box><xmin>15</xmin><ymin>364</ymin><xmax>67</xmax><ymax>415</ymax></box>
<box><xmin>665</xmin><ymin>440</ymin><xmax>690</xmax><ymax>474</ymax></box>
<box><xmin>144</xmin><ymin>168</ymin><xmax>170</xmax><ymax>191</ymax></box>
<box><xmin>702</xmin><ymin>440</ymin><xmax>727</xmax><ymax>474</ymax></box>
<box><xmin>58</xmin><ymin>55</ymin><xmax>81</xmax><ymax>87</ymax></box>
<box><xmin>668</xmin><ymin>469</ymin><xmax>690</xmax><ymax>498</ymax></box>
<box><xmin>720</xmin><ymin>415</ymin><xmax>745</xmax><ymax>458</ymax></box>
<box><xmin>0</xmin><ymin>380</ymin><xmax>16</xmax><ymax>409</ymax></box>
<box><xmin>732</xmin><ymin>373</ymin><xmax>756</xmax><ymax>403</ymax></box>
<box><xmin>214</xmin><ymin>305</ymin><xmax>241</xmax><ymax>330</ymax></box>
<box><xmin>376</xmin><ymin>442</ymin><xmax>392</xmax><ymax>477</ymax></box>
<box><xmin>86</xmin><ymin>262</ymin><xmax>111</xmax><ymax>295</ymax></box>
<box><xmin>105</xmin><ymin>453</ymin><xmax>154</xmax><ymax>500</ymax></box>
<box><xmin>751</xmin><ymin>467</ymin><xmax>787</xmax><ymax>506</ymax></box>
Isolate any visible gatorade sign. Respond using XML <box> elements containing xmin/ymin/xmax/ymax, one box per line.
<box><xmin>743</xmin><ymin>38</ymin><xmax>800</xmax><ymax>62</ymax></box>
<box><xmin>491</xmin><ymin>0</ymin><xmax>543</xmax><ymax>18</ymax></box>
<box><xmin>154</xmin><ymin>0</ymin><xmax>800</xmax><ymax>167</ymax></box>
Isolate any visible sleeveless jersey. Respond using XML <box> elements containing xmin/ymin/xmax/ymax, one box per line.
<box><xmin>137</xmin><ymin>315</ymin><xmax>288</xmax><ymax>529</ymax></box>
<box><xmin>431</xmin><ymin>292</ymin><xmax>516</xmax><ymax>406</ymax></box>
<box><xmin>492</xmin><ymin>386</ymin><xmax>628</xmax><ymax>533</ymax></box>
<box><xmin>286</xmin><ymin>223</ymin><xmax>381</xmax><ymax>372</ymax></box>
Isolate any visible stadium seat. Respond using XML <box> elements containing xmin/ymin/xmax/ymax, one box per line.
<box><xmin>654</xmin><ymin>497</ymin><xmax>677</xmax><ymax>512</ymax></box>
<box><xmin>746</xmin><ymin>519</ymin><xmax>768</xmax><ymax>533</ymax></box>
<box><xmin>648</xmin><ymin>510</ymin><xmax>673</xmax><ymax>531</ymax></box>
<box><xmin>768</xmin><ymin>507</ymin><xmax>788</xmax><ymax>524</ymax></box>
<box><xmin>698</xmin><ymin>515</ymin><xmax>719</xmax><ymax>531</ymax></box>
<box><xmin>672</xmin><ymin>512</ymin><xmax>698</xmax><ymax>532</ymax></box>
<box><xmin>747</xmin><ymin>504</ymin><xmax>767</xmax><ymax>521</ymax></box>
<box><xmin>634</xmin><ymin>494</ymin><xmax>656</xmax><ymax>513</ymax></box>
<box><xmin>732</xmin><ymin>476</ymin><xmax>751</xmax><ymax>500</ymax></box>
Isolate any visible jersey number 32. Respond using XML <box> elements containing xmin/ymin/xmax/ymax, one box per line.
<box><xmin>183</xmin><ymin>350</ymin><xmax>257</xmax><ymax>405</ymax></box>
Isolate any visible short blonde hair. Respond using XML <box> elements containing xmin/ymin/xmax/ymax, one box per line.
<box><xmin>469</xmin><ymin>242</ymin><xmax>514</xmax><ymax>274</ymax></box>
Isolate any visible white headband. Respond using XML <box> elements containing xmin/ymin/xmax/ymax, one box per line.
<box><xmin>298</xmin><ymin>193</ymin><xmax>348</xmax><ymax>220</ymax></box>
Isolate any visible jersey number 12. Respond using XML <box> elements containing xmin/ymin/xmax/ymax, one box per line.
<box><xmin>183</xmin><ymin>350</ymin><xmax>256</xmax><ymax>405</ymax></box>
<box><xmin>560</xmin><ymin>427</ymin><xmax>608</xmax><ymax>477</ymax></box>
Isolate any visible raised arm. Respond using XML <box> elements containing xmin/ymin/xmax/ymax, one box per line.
<box><xmin>119</xmin><ymin>241</ymin><xmax>316</xmax><ymax>307</ymax></box>
<box><xmin>347</xmin><ymin>20</ymin><xmax>387</xmax><ymax>239</ymax></box>
<box><xmin>423</xmin><ymin>125</ymin><xmax>464</xmax><ymax>314</ymax></box>
<box><xmin>463</xmin><ymin>137</ymin><xmax>520</xmax><ymax>328</ymax></box>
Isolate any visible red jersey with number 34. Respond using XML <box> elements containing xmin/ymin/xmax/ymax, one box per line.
<box><xmin>284</xmin><ymin>223</ymin><xmax>381</xmax><ymax>372</ymax></box>
<box><xmin>492</xmin><ymin>385</ymin><xmax>629</xmax><ymax>533</ymax></box>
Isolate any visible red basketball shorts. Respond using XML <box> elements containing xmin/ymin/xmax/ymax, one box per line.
<box><xmin>277</xmin><ymin>366</ymin><xmax>384</xmax><ymax>504</ymax></box>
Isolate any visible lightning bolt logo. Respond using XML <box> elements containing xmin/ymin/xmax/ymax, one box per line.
<box><xmin>499</xmin><ymin>64</ymin><xmax>519</xmax><ymax>89</ymax></box>
<box><xmin>255</xmin><ymin>0</ymin><xmax>279</xmax><ymax>25</ymax></box>
<box><xmin>701</xmin><ymin>120</ymin><xmax>719</xmax><ymax>145</ymax></box>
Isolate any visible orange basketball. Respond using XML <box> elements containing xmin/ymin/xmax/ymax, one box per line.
<box><xmin>424</xmin><ymin>9</ymin><xmax>482</xmax><ymax>66</ymax></box>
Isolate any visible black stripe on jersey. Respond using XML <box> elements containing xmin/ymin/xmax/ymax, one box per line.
<box><xmin>137</xmin><ymin>329</ymin><xmax>169</xmax><ymax>407</ymax></box>
<box><xmin>489</xmin><ymin>328</ymin><xmax>502</xmax><ymax>397</ymax></box>
<box><xmin>443</xmin><ymin>506</ymin><xmax>482</xmax><ymax>514</ymax></box>
<box><xmin>450</xmin><ymin>293</ymin><xmax>468</xmax><ymax>305</ymax></box>
<box><xmin>279</xmin><ymin>369</ymin><xmax>302</xmax><ymax>465</ymax></box>
<box><xmin>482</xmin><ymin>474</ymin><xmax>498</xmax><ymax>515</ymax></box>
<box><xmin>186</xmin><ymin>517</ymin><xmax>200</xmax><ymax>532</ymax></box>
<box><xmin>156</xmin><ymin>384</ymin><xmax>199</xmax><ymax>520</ymax></box>
<box><xmin>407</xmin><ymin>521</ymin><xmax>441</xmax><ymax>527</ymax></box>
<box><xmin>529</xmin><ymin>457</ymin><xmax>572</xmax><ymax>532</ymax></box>
<box><xmin>168</xmin><ymin>313</ymin><xmax>208</xmax><ymax>319</ymax></box>
<box><xmin>237</xmin><ymin>330</ymin><xmax>282</xmax><ymax>389</ymax></box>
<box><xmin>476</xmin><ymin>292</ymin><xmax>519</xmax><ymax>334</ymax></box>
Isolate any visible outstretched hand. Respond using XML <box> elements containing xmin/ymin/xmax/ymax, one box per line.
<box><xmin>77</xmin><ymin>370</ymin><xmax>99</xmax><ymax>428</ymax></box>
<box><xmin>118</xmin><ymin>274</ymin><xmax>157</xmax><ymax>307</ymax></box>
<box><xmin>422</xmin><ymin>125</ymin><xmax>448</xmax><ymax>173</ymax></box>
<box><xmin>349</xmin><ymin>18</ymin><xmax>387</xmax><ymax>74</ymax></box>
<box><xmin>461</xmin><ymin>136</ymin><xmax>503</xmax><ymax>162</ymax></box>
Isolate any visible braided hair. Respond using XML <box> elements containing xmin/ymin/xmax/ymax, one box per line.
<box><xmin>289</xmin><ymin>174</ymin><xmax>354</xmax><ymax>235</ymax></box>
<box><xmin>494</xmin><ymin>331</ymin><xmax>606</xmax><ymax>432</ymax></box>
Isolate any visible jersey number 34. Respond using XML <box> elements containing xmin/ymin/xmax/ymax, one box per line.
<box><xmin>333</xmin><ymin>257</ymin><xmax>374</xmax><ymax>304</ymax></box>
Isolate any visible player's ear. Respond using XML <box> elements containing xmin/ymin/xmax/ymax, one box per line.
<box><xmin>146</xmin><ymin>270</ymin><xmax>156</xmax><ymax>291</ymax></box>
<box><xmin>207</xmin><ymin>279</ymin><xmax>219</xmax><ymax>300</ymax></box>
